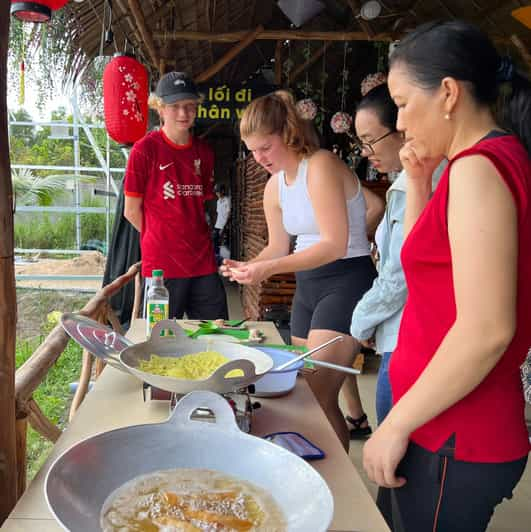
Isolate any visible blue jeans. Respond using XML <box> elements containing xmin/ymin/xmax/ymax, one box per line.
<box><xmin>376</xmin><ymin>351</ymin><xmax>393</xmax><ymax>425</ymax></box>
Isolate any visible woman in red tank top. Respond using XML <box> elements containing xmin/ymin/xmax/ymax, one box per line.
<box><xmin>362</xmin><ymin>21</ymin><xmax>531</xmax><ymax>531</ymax></box>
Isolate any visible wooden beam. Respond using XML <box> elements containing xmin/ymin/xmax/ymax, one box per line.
<box><xmin>154</xmin><ymin>29</ymin><xmax>394</xmax><ymax>42</ymax></box>
<box><xmin>289</xmin><ymin>42</ymin><xmax>333</xmax><ymax>85</ymax></box>
<box><xmin>127</xmin><ymin>0</ymin><xmax>159</xmax><ymax>67</ymax></box>
<box><xmin>194</xmin><ymin>25</ymin><xmax>264</xmax><ymax>83</ymax></box>
<box><xmin>15</xmin><ymin>326</ymin><xmax>70</xmax><ymax>407</ymax></box>
<box><xmin>27</xmin><ymin>398</ymin><xmax>61</xmax><ymax>443</ymax></box>
<box><xmin>274</xmin><ymin>41</ymin><xmax>283</xmax><ymax>86</ymax></box>
<box><xmin>0</xmin><ymin>0</ymin><xmax>18</xmax><ymax>520</ymax></box>
<box><xmin>68</xmin><ymin>350</ymin><xmax>93</xmax><ymax>422</ymax></box>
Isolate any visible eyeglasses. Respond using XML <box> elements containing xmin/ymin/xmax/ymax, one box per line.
<box><xmin>353</xmin><ymin>130</ymin><xmax>397</xmax><ymax>156</ymax></box>
<box><xmin>166</xmin><ymin>102</ymin><xmax>198</xmax><ymax>114</ymax></box>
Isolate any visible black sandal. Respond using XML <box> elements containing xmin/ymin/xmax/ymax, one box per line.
<box><xmin>346</xmin><ymin>413</ymin><xmax>372</xmax><ymax>440</ymax></box>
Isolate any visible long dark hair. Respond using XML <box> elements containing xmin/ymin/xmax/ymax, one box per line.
<box><xmin>356</xmin><ymin>83</ymin><xmax>397</xmax><ymax>132</ymax></box>
<box><xmin>389</xmin><ymin>20</ymin><xmax>531</xmax><ymax>155</ymax></box>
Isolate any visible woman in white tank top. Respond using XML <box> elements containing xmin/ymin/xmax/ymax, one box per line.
<box><xmin>220</xmin><ymin>90</ymin><xmax>377</xmax><ymax>450</ymax></box>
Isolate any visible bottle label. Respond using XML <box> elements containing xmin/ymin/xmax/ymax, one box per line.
<box><xmin>147</xmin><ymin>300</ymin><xmax>169</xmax><ymax>336</ymax></box>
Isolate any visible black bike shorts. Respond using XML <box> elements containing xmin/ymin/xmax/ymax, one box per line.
<box><xmin>290</xmin><ymin>256</ymin><xmax>377</xmax><ymax>339</ymax></box>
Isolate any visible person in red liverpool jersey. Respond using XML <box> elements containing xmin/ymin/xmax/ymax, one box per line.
<box><xmin>124</xmin><ymin>71</ymin><xmax>228</xmax><ymax>320</ymax></box>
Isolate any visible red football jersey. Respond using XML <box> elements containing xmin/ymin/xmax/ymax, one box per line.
<box><xmin>124</xmin><ymin>130</ymin><xmax>217</xmax><ymax>278</ymax></box>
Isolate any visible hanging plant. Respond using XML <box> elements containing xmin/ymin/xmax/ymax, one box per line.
<box><xmin>330</xmin><ymin>111</ymin><xmax>353</xmax><ymax>134</ymax></box>
<box><xmin>8</xmin><ymin>8</ymin><xmax>105</xmax><ymax>115</ymax></box>
<box><xmin>295</xmin><ymin>98</ymin><xmax>318</xmax><ymax>120</ymax></box>
<box><xmin>360</xmin><ymin>72</ymin><xmax>387</xmax><ymax>97</ymax></box>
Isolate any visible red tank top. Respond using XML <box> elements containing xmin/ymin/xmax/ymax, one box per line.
<box><xmin>390</xmin><ymin>134</ymin><xmax>531</xmax><ymax>462</ymax></box>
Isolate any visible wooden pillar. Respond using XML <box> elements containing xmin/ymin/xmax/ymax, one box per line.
<box><xmin>0</xmin><ymin>1</ymin><xmax>18</xmax><ymax>523</ymax></box>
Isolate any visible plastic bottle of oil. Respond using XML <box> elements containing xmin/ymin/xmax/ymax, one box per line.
<box><xmin>145</xmin><ymin>269</ymin><xmax>169</xmax><ymax>338</ymax></box>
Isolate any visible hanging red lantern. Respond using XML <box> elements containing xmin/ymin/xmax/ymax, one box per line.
<box><xmin>103</xmin><ymin>54</ymin><xmax>149</xmax><ymax>146</ymax></box>
<box><xmin>11</xmin><ymin>0</ymin><xmax>69</xmax><ymax>23</ymax></box>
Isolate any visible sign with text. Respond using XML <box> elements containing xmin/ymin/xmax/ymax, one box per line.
<box><xmin>197</xmin><ymin>83</ymin><xmax>275</xmax><ymax>122</ymax></box>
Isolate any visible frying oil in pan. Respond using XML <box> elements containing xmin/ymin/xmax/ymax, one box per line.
<box><xmin>100</xmin><ymin>468</ymin><xmax>287</xmax><ymax>531</ymax></box>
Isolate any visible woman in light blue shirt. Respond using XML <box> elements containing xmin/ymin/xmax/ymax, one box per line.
<box><xmin>344</xmin><ymin>84</ymin><xmax>442</xmax><ymax>434</ymax></box>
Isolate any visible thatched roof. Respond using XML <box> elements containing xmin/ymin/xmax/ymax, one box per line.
<box><xmin>63</xmin><ymin>0</ymin><xmax>531</xmax><ymax>87</ymax></box>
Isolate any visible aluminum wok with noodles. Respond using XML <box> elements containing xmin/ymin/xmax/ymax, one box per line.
<box><xmin>60</xmin><ymin>314</ymin><xmax>274</xmax><ymax>394</ymax></box>
<box><xmin>45</xmin><ymin>390</ymin><xmax>334</xmax><ymax>532</ymax></box>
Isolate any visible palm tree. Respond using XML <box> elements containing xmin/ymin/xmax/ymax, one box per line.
<box><xmin>11</xmin><ymin>167</ymin><xmax>96</xmax><ymax>206</ymax></box>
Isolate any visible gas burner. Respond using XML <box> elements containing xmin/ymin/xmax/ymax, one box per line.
<box><xmin>142</xmin><ymin>383</ymin><xmax>260</xmax><ymax>433</ymax></box>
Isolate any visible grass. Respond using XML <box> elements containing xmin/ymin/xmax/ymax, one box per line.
<box><xmin>16</xmin><ymin>289</ymin><xmax>91</xmax><ymax>482</ymax></box>
<box><xmin>16</xmin><ymin>338</ymin><xmax>83</xmax><ymax>481</ymax></box>
<box><xmin>14</xmin><ymin>196</ymin><xmax>114</xmax><ymax>251</ymax></box>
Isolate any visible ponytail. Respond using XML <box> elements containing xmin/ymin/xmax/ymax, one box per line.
<box><xmin>239</xmin><ymin>90</ymin><xmax>319</xmax><ymax>156</ymax></box>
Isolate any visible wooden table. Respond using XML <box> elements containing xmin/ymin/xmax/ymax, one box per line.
<box><xmin>2</xmin><ymin>320</ymin><xmax>389</xmax><ymax>532</ymax></box>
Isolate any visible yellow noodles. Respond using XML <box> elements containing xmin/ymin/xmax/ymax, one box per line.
<box><xmin>139</xmin><ymin>352</ymin><xmax>243</xmax><ymax>380</ymax></box>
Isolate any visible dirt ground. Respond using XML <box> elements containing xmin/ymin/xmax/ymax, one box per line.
<box><xmin>15</xmin><ymin>252</ymin><xmax>105</xmax><ymax>339</ymax></box>
<box><xmin>15</xmin><ymin>251</ymin><xmax>105</xmax><ymax>292</ymax></box>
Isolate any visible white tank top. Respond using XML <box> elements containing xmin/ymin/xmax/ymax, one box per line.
<box><xmin>278</xmin><ymin>158</ymin><xmax>370</xmax><ymax>257</ymax></box>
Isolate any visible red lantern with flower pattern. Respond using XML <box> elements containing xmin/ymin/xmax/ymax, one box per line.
<box><xmin>11</xmin><ymin>0</ymin><xmax>69</xmax><ymax>22</ymax></box>
<box><xmin>103</xmin><ymin>54</ymin><xmax>148</xmax><ymax>146</ymax></box>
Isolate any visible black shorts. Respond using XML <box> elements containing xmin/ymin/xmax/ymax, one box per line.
<box><xmin>290</xmin><ymin>256</ymin><xmax>377</xmax><ymax>338</ymax></box>
<box><xmin>144</xmin><ymin>273</ymin><xmax>228</xmax><ymax>320</ymax></box>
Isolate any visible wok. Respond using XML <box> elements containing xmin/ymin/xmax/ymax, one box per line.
<box><xmin>45</xmin><ymin>390</ymin><xmax>334</xmax><ymax>532</ymax></box>
<box><xmin>61</xmin><ymin>314</ymin><xmax>273</xmax><ymax>394</ymax></box>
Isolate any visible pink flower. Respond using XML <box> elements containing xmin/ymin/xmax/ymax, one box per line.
<box><xmin>124</xmin><ymin>73</ymin><xmax>133</xmax><ymax>83</ymax></box>
<box><xmin>360</xmin><ymin>72</ymin><xmax>387</xmax><ymax>96</ymax></box>
<box><xmin>330</xmin><ymin>112</ymin><xmax>352</xmax><ymax>134</ymax></box>
<box><xmin>295</xmin><ymin>99</ymin><xmax>318</xmax><ymax>120</ymax></box>
<box><xmin>125</xmin><ymin>90</ymin><xmax>136</xmax><ymax>102</ymax></box>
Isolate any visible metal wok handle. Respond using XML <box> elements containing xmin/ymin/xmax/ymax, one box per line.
<box><xmin>169</xmin><ymin>390</ymin><xmax>240</xmax><ymax>432</ymax></box>
<box><xmin>209</xmin><ymin>358</ymin><xmax>257</xmax><ymax>383</ymax></box>
<box><xmin>151</xmin><ymin>319</ymin><xmax>190</xmax><ymax>340</ymax></box>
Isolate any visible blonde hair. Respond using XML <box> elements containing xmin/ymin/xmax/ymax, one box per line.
<box><xmin>239</xmin><ymin>90</ymin><xmax>319</xmax><ymax>156</ymax></box>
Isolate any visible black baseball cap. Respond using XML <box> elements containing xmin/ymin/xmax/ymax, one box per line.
<box><xmin>155</xmin><ymin>72</ymin><xmax>200</xmax><ymax>104</ymax></box>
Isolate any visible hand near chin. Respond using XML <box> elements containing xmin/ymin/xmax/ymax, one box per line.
<box><xmin>400</xmin><ymin>142</ymin><xmax>443</xmax><ymax>185</ymax></box>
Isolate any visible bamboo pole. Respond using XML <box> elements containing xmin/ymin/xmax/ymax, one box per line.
<box><xmin>155</xmin><ymin>29</ymin><xmax>394</xmax><ymax>43</ymax></box>
<box><xmin>68</xmin><ymin>350</ymin><xmax>94</xmax><ymax>422</ymax></box>
<box><xmin>131</xmin><ymin>271</ymin><xmax>142</xmax><ymax>320</ymax></box>
<box><xmin>127</xmin><ymin>0</ymin><xmax>160</xmax><ymax>67</ymax></box>
<box><xmin>0</xmin><ymin>0</ymin><xmax>18</xmax><ymax>521</ymax></box>
<box><xmin>194</xmin><ymin>25</ymin><xmax>264</xmax><ymax>83</ymax></box>
<box><xmin>26</xmin><ymin>398</ymin><xmax>61</xmax><ymax>443</ymax></box>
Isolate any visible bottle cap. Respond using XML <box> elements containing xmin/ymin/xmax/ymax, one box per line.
<box><xmin>152</xmin><ymin>269</ymin><xmax>164</xmax><ymax>277</ymax></box>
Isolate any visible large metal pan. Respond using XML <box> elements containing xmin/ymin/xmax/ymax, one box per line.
<box><xmin>45</xmin><ymin>390</ymin><xmax>334</xmax><ymax>532</ymax></box>
<box><xmin>61</xmin><ymin>314</ymin><xmax>273</xmax><ymax>394</ymax></box>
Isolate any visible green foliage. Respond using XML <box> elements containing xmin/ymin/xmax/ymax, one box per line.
<box><xmin>12</xmin><ymin>168</ymin><xmax>71</xmax><ymax>206</ymax></box>
<box><xmin>16</xmin><ymin>290</ymin><xmax>91</xmax><ymax>481</ymax></box>
<box><xmin>8</xmin><ymin>10</ymin><xmax>98</xmax><ymax>114</ymax></box>
<box><xmin>16</xmin><ymin>334</ymin><xmax>83</xmax><ymax>481</ymax></box>
<box><xmin>14</xmin><ymin>212</ymin><xmax>76</xmax><ymax>249</ymax></box>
